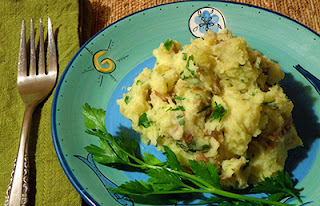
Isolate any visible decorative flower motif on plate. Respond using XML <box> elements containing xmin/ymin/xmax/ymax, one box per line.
<box><xmin>189</xmin><ymin>7</ymin><xmax>226</xmax><ymax>37</ymax></box>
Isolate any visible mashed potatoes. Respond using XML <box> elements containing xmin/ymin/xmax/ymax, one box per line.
<box><xmin>117</xmin><ymin>30</ymin><xmax>302</xmax><ymax>189</ymax></box>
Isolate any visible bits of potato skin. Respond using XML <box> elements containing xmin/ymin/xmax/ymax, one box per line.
<box><xmin>117</xmin><ymin>30</ymin><xmax>302</xmax><ymax>189</ymax></box>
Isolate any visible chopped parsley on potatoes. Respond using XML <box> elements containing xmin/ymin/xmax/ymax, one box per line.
<box><xmin>117</xmin><ymin>29</ymin><xmax>302</xmax><ymax>189</ymax></box>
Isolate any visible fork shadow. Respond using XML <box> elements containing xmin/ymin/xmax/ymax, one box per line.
<box><xmin>27</xmin><ymin>101</ymin><xmax>43</xmax><ymax>205</ymax></box>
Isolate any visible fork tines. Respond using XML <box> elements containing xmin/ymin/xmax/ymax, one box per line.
<box><xmin>18</xmin><ymin>18</ymin><xmax>57</xmax><ymax>78</ymax></box>
<box><xmin>5</xmin><ymin>17</ymin><xmax>58</xmax><ymax>206</ymax></box>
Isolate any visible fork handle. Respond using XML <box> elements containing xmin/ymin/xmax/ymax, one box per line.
<box><xmin>4</xmin><ymin>104</ymin><xmax>36</xmax><ymax>206</ymax></box>
<box><xmin>4</xmin><ymin>155</ymin><xmax>29</xmax><ymax>206</ymax></box>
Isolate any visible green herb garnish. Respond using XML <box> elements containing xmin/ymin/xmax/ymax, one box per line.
<box><xmin>197</xmin><ymin>105</ymin><xmax>211</xmax><ymax>114</ymax></box>
<box><xmin>251</xmin><ymin>171</ymin><xmax>303</xmax><ymax>204</ymax></box>
<box><xmin>263</xmin><ymin>100</ymin><xmax>276</xmax><ymax>105</ymax></box>
<box><xmin>164</xmin><ymin>39</ymin><xmax>175</xmax><ymax>51</ymax></box>
<box><xmin>138</xmin><ymin>113</ymin><xmax>151</xmax><ymax>128</ymax></box>
<box><xmin>201</xmin><ymin>144</ymin><xmax>210</xmax><ymax>150</ymax></box>
<box><xmin>186</xmin><ymin>55</ymin><xmax>194</xmax><ymax>68</ymax></box>
<box><xmin>178</xmin><ymin>119</ymin><xmax>185</xmax><ymax>126</ymax></box>
<box><xmin>172</xmin><ymin>106</ymin><xmax>185</xmax><ymax>111</ymax></box>
<box><xmin>82</xmin><ymin>104</ymin><xmax>304</xmax><ymax>206</ymax></box>
<box><xmin>263</xmin><ymin>100</ymin><xmax>279</xmax><ymax>109</ymax></box>
<box><xmin>176</xmin><ymin>113</ymin><xmax>186</xmax><ymax>126</ymax></box>
<box><xmin>176</xmin><ymin>141</ymin><xmax>210</xmax><ymax>153</ymax></box>
<box><xmin>243</xmin><ymin>155</ymin><xmax>251</xmax><ymax>170</ymax></box>
<box><xmin>124</xmin><ymin>96</ymin><xmax>131</xmax><ymax>104</ymax></box>
<box><xmin>186</xmin><ymin>55</ymin><xmax>196</xmax><ymax>76</ymax></box>
<box><xmin>173</xmin><ymin>96</ymin><xmax>185</xmax><ymax>101</ymax></box>
<box><xmin>182</xmin><ymin>53</ymin><xmax>187</xmax><ymax>60</ymax></box>
<box><xmin>176</xmin><ymin>142</ymin><xmax>189</xmax><ymax>151</ymax></box>
<box><xmin>167</xmin><ymin>106</ymin><xmax>185</xmax><ymax>111</ymax></box>
<box><xmin>182</xmin><ymin>75</ymin><xmax>190</xmax><ymax>80</ymax></box>
<box><xmin>210</xmin><ymin>102</ymin><xmax>227</xmax><ymax>122</ymax></box>
<box><xmin>176</xmin><ymin>115</ymin><xmax>183</xmax><ymax>119</ymax></box>
<box><xmin>255</xmin><ymin>60</ymin><xmax>262</xmax><ymax>69</ymax></box>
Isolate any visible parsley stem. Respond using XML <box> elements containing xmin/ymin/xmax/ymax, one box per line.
<box><xmin>114</xmin><ymin>188</ymin><xmax>294</xmax><ymax>206</ymax></box>
<box><xmin>185</xmin><ymin>177</ymin><xmax>209</xmax><ymax>189</ymax></box>
<box><xmin>287</xmin><ymin>189</ymin><xmax>303</xmax><ymax>204</ymax></box>
<box><xmin>167</xmin><ymin>168</ymin><xmax>216</xmax><ymax>189</ymax></box>
<box><xmin>208</xmin><ymin>189</ymin><xmax>295</xmax><ymax>206</ymax></box>
<box><xmin>165</xmin><ymin>169</ymin><xmax>295</xmax><ymax>206</ymax></box>
<box><xmin>83</xmin><ymin>105</ymin><xmax>302</xmax><ymax>206</ymax></box>
<box><xmin>103</xmin><ymin>134</ymin><xmax>296</xmax><ymax>206</ymax></box>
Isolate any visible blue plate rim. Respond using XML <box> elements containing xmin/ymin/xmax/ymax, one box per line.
<box><xmin>51</xmin><ymin>1</ymin><xmax>320</xmax><ymax>205</ymax></box>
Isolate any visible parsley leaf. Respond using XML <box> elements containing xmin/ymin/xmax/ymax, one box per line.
<box><xmin>83</xmin><ymin>104</ymin><xmax>304</xmax><ymax>206</ymax></box>
<box><xmin>210</xmin><ymin>102</ymin><xmax>227</xmax><ymax>122</ymax></box>
<box><xmin>178</xmin><ymin>119</ymin><xmax>185</xmax><ymax>126</ymax></box>
<box><xmin>182</xmin><ymin>53</ymin><xmax>188</xmax><ymax>60</ymax></box>
<box><xmin>147</xmin><ymin>168</ymin><xmax>184</xmax><ymax>191</ymax></box>
<box><xmin>82</xmin><ymin>103</ymin><xmax>107</xmax><ymax>133</ymax></box>
<box><xmin>186</xmin><ymin>55</ymin><xmax>196</xmax><ymax>76</ymax></box>
<box><xmin>176</xmin><ymin>142</ymin><xmax>189</xmax><ymax>151</ymax></box>
<box><xmin>167</xmin><ymin>106</ymin><xmax>185</xmax><ymax>111</ymax></box>
<box><xmin>84</xmin><ymin>143</ymin><xmax>125</xmax><ymax>164</ymax></box>
<box><xmin>176</xmin><ymin>115</ymin><xmax>183</xmax><ymax>119</ymax></box>
<box><xmin>84</xmin><ymin>130</ymin><xmax>130</xmax><ymax>164</ymax></box>
<box><xmin>142</xmin><ymin>153</ymin><xmax>165</xmax><ymax>166</ymax></box>
<box><xmin>251</xmin><ymin>171</ymin><xmax>303</xmax><ymax>203</ymax></box>
<box><xmin>189</xmin><ymin>160</ymin><xmax>222</xmax><ymax>189</ymax></box>
<box><xmin>164</xmin><ymin>39</ymin><xmax>174</xmax><ymax>51</ymax></box>
<box><xmin>201</xmin><ymin>144</ymin><xmax>210</xmax><ymax>150</ymax></box>
<box><xmin>111</xmin><ymin>180</ymin><xmax>153</xmax><ymax>195</ymax></box>
<box><xmin>173</xmin><ymin>96</ymin><xmax>185</xmax><ymax>101</ymax></box>
<box><xmin>263</xmin><ymin>100</ymin><xmax>279</xmax><ymax>109</ymax></box>
<box><xmin>136</xmin><ymin>80</ymin><xmax>141</xmax><ymax>85</ymax></box>
<box><xmin>182</xmin><ymin>76</ymin><xmax>190</xmax><ymax>80</ymax></box>
<box><xmin>268</xmin><ymin>192</ymin><xmax>290</xmax><ymax>202</ymax></box>
<box><xmin>197</xmin><ymin>105</ymin><xmax>211</xmax><ymax>114</ymax></box>
<box><xmin>116</xmin><ymin>131</ymin><xmax>140</xmax><ymax>157</ymax></box>
<box><xmin>172</xmin><ymin>106</ymin><xmax>185</xmax><ymax>111</ymax></box>
<box><xmin>186</xmin><ymin>55</ymin><xmax>194</xmax><ymax>68</ymax></box>
<box><xmin>163</xmin><ymin>145</ymin><xmax>185</xmax><ymax>172</ymax></box>
<box><xmin>124</xmin><ymin>96</ymin><xmax>131</xmax><ymax>104</ymax></box>
<box><xmin>139</xmin><ymin>113</ymin><xmax>151</xmax><ymax>128</ymax></box>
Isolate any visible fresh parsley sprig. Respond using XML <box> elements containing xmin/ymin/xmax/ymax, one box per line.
<box><xmin>250</xmin><ymin>171</ymin><xmax>303</xmax><ymax>204</ymax></box>
<box><xmin>82</xmin><ymin>103</ymin><xmax>303</xmax><ymax>206</ymax></box>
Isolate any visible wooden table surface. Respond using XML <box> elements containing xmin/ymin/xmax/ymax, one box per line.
<box><xmin>82</xmin><ymin>0</ymin><xmax>320</xmax><ymax>42</ymax></box>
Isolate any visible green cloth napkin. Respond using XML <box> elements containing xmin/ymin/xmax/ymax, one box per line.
<box><xmin>0</xmin><ymin>0</ymin><xmax>82</xmax><ymax>205</ymax></box>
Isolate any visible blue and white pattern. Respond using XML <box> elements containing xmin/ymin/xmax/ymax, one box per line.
<box><xmin>189</xmin><ymin>7</ymin><xmax>226</xmax><ymax>37</ymax></box>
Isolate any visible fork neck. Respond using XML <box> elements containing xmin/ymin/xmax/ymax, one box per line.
<box><xmin>21</xmin><ymin>102</ymin><xmax>37</xmax><ymax>153</ymax></box>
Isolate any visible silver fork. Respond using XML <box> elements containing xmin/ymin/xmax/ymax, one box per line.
<box><xmin>4</xmin><ymin>18</ymin><xmax>57</xmax><ymax>206</ymax></box>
